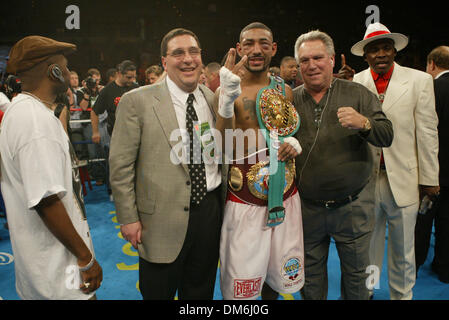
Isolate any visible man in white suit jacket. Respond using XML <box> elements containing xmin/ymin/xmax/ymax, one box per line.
<box><xmin>345</xmin><ymin>23</ymin><xmax>440</xmax><ymax>300</ymax></box>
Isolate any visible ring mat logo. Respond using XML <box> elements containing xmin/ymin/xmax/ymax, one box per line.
<box><xmin>0</xmin><ymin>252</ymin><xmax>14</xmax><ymax>265</ymax></box>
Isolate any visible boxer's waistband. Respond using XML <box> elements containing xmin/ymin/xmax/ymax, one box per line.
<box><xmin>227</xmin><ymin>150</ymin><xmax>296</xmax><ymax>207</ymax></box>
<box><xmin>227</xmin><ymin>186</ymin><xmax>298</xmax><ymax>206</ymax></box>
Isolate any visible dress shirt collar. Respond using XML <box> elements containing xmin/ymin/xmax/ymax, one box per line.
<box><xmin>370</xmin><ymin>63</ymin><xmax>395</xmax><ymax>82</ymax></box>
<box><xmin>435</xmin><ymin>70</ymin><xmax>449</xmax><ymax>79</ymax></box>
<box><xmin>166</xmin><ymin>75</ymin><xmax>201</xmax><ymax>106</ymax></box>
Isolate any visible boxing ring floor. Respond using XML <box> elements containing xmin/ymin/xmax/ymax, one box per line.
<box><xmin>1</xmin><ymin>182</ymin><xmax>448</xmax><ymax>300</ymax></box>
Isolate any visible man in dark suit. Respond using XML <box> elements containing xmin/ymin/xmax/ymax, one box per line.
<box><xmin>415</xmin><ymin>46</ymin><xmax>449</xmax><ymax>283</ymax></box>
<box><xmin>109</xmin><ymin>28</ymin><xmax>226</xmax><ymax>299</ymax></box>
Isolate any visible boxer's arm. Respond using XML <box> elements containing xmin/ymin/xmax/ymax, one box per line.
<box><xmin>213</xmin><ymin>49</ymin><xmax>247</xmax><ymax>149</ymax></box>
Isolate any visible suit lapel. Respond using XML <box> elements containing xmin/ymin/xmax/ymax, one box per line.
<box><xmin>382</xmin><ymin>63</ymin><xmax>409</xmax><ymax>113</ymax></box>
<box><xmin>153</xmin><ymin>80</ymin><xmax>190</xmax><ymax>175</ymax></box>
<box><xmin>362</xmin><ymin>68</ymin><xmax>377</xmax><ymax>94</ymax></box>
<box><xmin>152</xmin><ymin>83</ymin><xmax>218</xmax><ymax>176</ymax></box>
<box><xmin>199</xmin><ymin>85</ymin><xmax>217</xmax><ymax>121</ymax></box>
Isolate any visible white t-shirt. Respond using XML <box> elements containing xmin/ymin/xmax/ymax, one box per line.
<box><xmin>0</xmin><ymin>92</ymin><xmax>10</xmax><ymax>112</ymax></box>
<box><xmin>0</xmin><ymin>93</ymin><xmax>95</xmax><ymax>300</ymax></box>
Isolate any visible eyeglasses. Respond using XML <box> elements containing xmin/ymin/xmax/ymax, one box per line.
<box><xmin>167</xmin><ymin>47</ymin><xmax>202</xmax><ymax>59</ymax></box>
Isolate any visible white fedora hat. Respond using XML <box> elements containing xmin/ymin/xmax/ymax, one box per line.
<box><xmin>351</xmin><ymin>22</ymin><xmax>409</xmax><ymax>56</ymax></box>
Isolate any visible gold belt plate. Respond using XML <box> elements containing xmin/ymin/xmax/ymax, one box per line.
<box><xmin>259</xmin><ymin>89</ymin><xmax>299</xmax><ymax>136</ymax></box>
<box><xmin>246</xmin><ymin>159</ymin><xmax>296</xmax><ymax>200</ymax></box>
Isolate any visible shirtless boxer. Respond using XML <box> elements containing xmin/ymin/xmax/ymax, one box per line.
<box><xmin>215</xmin><ymin>22</ymin><xmax>304</xmax><ymax>300</ymax></box>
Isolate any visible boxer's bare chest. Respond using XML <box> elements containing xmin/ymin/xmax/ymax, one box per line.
<box><xmin>234</xmin><ymin>84</ymin><xmax>263</xmax><ymax>131</ymax></box>
<box><xmin>232</xmin><ymin>84</ymin><xmax>267</xmax><ymax>155</ymax></box>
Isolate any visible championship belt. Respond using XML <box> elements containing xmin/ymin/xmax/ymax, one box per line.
<box><xmin>256</xmin><ymin>76</ymin><xmax>300</xmax><ymax>227</ymax></box>
<box><xmin>228</xmin><ymin>150</ymin><xmax>297</xmax><ymax>207</ymax></box>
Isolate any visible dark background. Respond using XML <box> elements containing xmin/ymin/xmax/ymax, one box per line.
<box><xmin>1</xmin><ymin>0</ymin><xmax>448</xmax><ymax>82</ymax></box>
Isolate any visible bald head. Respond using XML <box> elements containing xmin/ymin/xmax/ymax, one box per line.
<box><xmin>428</xmin><ymin>46</ymin><xmax>449</xmax><ymax>68</ymax></box>
<box><xmin>280</xmin><ymin>56</ymin><xmax>298</xmax><ymax>82</ymax></box>
<box><xmin>426</xmin><ymin>46</ymin><xmax>449</xmax><ymax>78</ymax></box>
<box><xmin>204</xmin><ymin>62</ymin><xmax>221</xmax><ymax>92</ymax></box>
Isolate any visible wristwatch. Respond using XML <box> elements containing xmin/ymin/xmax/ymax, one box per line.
<box><xmin>362</xmin><ymin>118</ymin><xmax>371</xmax><ymax>131</ymax></box>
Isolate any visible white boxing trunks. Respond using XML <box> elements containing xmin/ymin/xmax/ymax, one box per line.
<box><xmin>219</xmin><ymin>150</ymin><xmax>304</xmax><ymax>300</ymax></box>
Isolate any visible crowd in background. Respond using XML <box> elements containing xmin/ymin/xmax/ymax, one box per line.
<box><xmin>0</xmin><ymin>26</ymin><xmax>447</xmax><ymax>301</ymax></box>
<box><xmin>0</xmin><ymin>52</ymin><xmax>304</xmax><ymax>184</ymax></box>
<box><xmin>0</xmin><ymin>51</ymin><xmax>305</xmax><ymax>243</ymax></box>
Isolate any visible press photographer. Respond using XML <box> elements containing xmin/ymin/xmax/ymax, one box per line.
<box><xmin>76</xmin><ymin>68</ymin><xmax>103</xmax><ymax>114</ymax></box>
<box><xmin>74</xmin><ymin>68</ymin><xmax>106</xmax><ymax>186</ymax></box>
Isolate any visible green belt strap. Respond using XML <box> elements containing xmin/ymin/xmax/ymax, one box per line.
<box><xmin>256</xmin><ymin>76</ymin><xmax>300</xmax><ymax>227</ymax></box>
<box><xmin>267</xmin><ymin>130</ymin><xmax>286</xmax><ymax>227</ymax></box>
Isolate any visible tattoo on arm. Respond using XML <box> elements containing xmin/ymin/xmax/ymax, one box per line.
<box><xmin>243</xmin><ymin>97</ymin><xmax>257</xmax><ymax>120</ymax></box>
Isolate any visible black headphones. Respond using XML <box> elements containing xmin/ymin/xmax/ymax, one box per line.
<box><xmin>48</xmin><ymin>64</ymin><xmax>65</xmax><ymax>84</ymax></box>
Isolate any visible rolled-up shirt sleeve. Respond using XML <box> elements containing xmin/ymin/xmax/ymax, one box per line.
<box><xmin>16</xmin><ymin>138</ymin><xmax>67</xmax><ymax>209</ymax></box>
<box><xmin>358</xmin><ymin>84</ymin><xmax>394</xmax><ymax>148</ymax></box>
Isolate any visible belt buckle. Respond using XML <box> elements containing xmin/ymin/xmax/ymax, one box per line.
<box><xmin>325</xmin><ymin>200</ymin><xmax>335</xmax><ymax>209</ymax></box>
